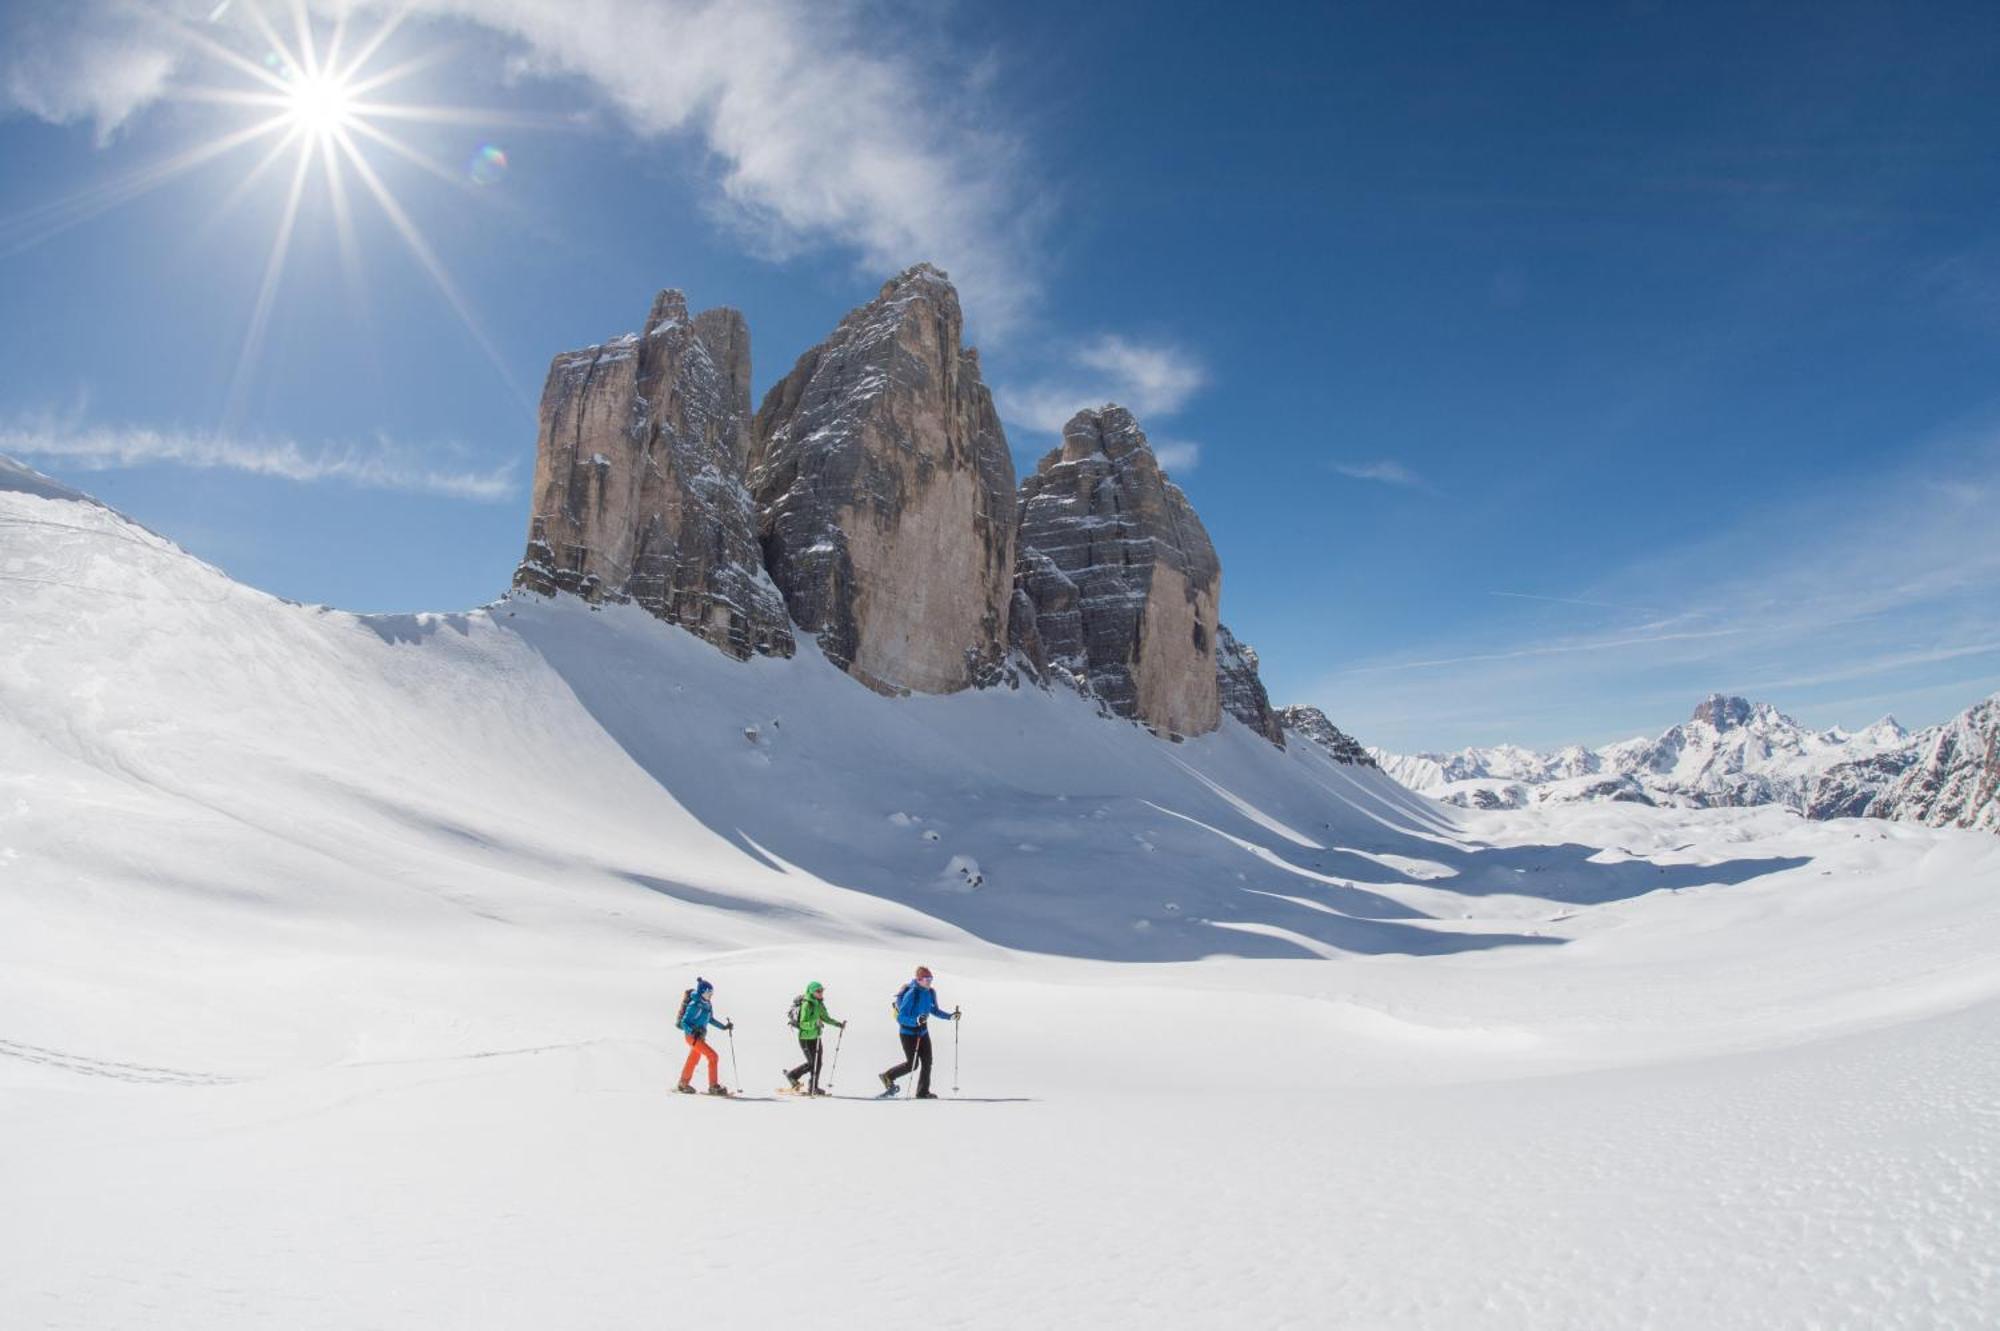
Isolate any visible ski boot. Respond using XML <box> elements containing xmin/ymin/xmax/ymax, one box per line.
<box><xmin>706</xmin><ymin>1083</ymin><xmax>731</xmax><ymax>1097</ymax></box>
<box><xmin>785</xmin><ymin>1071</ymin><xmax>804</xmax><ymax>1093</ymax></box>
<box><xmin>675</xmin><ymin>1081</ymin><xmax>696</xmax><ymax>1095</ymax></box>
<box><xmin>878</xmin><ymin>1072</ymin><xmax>900</xmax><ymax>1097</ymax></box>
<box><xmin>915</xmin><ymin>1091</ymin><xmax>940</xmax><ymax>1100</ymax></box>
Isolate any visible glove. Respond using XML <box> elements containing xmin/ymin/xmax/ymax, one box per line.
<box><xmin>952</xmin><ymin>1007</ymin><xmax>962</xmax><ymax>1019</ymax></box>
<box><xmin>721</xmin><ymin>1020</ymin><xmax>735</xmax><ymax>1031</ymax></box>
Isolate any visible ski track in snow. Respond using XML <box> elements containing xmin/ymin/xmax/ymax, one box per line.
<box><xmin>3</xmin><ymin>480</ymin><xmax>2000</xmax><ymax>1327</ymax></box>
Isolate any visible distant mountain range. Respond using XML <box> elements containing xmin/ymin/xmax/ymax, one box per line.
<box><xmin>1371</xmin><ymin>692</ymin><xmax>1998</xmax><ymax>833</ymax></box>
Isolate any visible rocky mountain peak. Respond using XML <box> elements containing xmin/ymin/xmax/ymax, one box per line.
<box><xmin>750</xmin><ymin>262</ymin><xmax>1016</xmax><ymax>695</ymax></box>
<box><xmin>1012</xmin><ymin>404</ymin><xmax>1221</xmax><ymax>738</ymax></box>
<box><xmin>1276</xmin><ymin>705</ymin><xmax>1376</xmax><ymax>766</ymax></box>
<box><xmin>644</xmin><ymin>288</ymin><xmax>691</xmax><ymax>335</ymax></box>
<box><xmin>513</xmin><ymin>287</ymin><xmax>792</xmax><ymax>660</ymax></box>
<box><xmin>1690</xmin><ymin>693</ymin><xmax>1755</xmax><ymax>731</ymax></box>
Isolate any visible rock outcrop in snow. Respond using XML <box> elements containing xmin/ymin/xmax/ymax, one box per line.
<box><xmin>1276</xmin><ymin>705</ymin><xmax>1376</xmax><ymax>766</ymax></box>
<box><xmin>502</xmin><ymin>266</ymin><xmax>1380</xmax><ymax>762</ymax></box>
<box><xmin>1012</xmin><ymin>406</ymin><xmax>1221</xmax><ymax>738</ymax></box>
<box><xmin>1216</xmin><ymin>624</ymin><xmax>1284</xmax><ymax>746</ymax></box>
<box><xmin>514</xmin><ymin>290</ymin><xmax>793</xmax><ymax>659</ymax></box>
<box><xmin>750</xmin><ymin>264</ymin><xmax>1016</xmax><ymax>695</ymax></box>
<box><xmin>1808</xmin><ymin>693</ymin><xmax>1999</xmax><ymax>831</ymax></box>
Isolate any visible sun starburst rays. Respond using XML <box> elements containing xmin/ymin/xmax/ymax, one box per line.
<box><xmin>1</xmin><ymin>0</ymin><xmax>534</xmax><ymax>421</ymax></box>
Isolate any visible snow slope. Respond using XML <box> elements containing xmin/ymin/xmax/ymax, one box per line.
<box><xmin>5</xmin><ymin>472</ymin><xmax>1999</xmax><ymax>1328</ymax></box>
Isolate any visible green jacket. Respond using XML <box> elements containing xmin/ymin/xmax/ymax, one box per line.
<box><xmin>795</xmin><ymin>988</ymin><xmax>844</xmax><ymax>1041</ymax></box>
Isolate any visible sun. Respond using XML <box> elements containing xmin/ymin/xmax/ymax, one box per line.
<box><xmin>284</xmin><ymin>70</ymin><xmax>356</xmax><ymax>140</ymax></box>
<box><xmin>1</xmin><ymin>1</ymin><xmax>545</xmax><ymax>425</ymax></box>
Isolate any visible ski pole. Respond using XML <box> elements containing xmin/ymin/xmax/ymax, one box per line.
<box><xmin>952</xmin><ymin>1010</ymin><xmax>961</xmax><ymax>1095</ymax></box>
<box><xmin>726</xmin><ymin>1025</ymin><xmax>741</xmax><ymax>1096</ymax></box>
<box><xmin>826</xmin><ymin>1024</ymin><xmax>845</xmax><ymax>1093</ymax></box>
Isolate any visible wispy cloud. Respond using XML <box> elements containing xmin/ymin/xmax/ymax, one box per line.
<box><xmin>1300</xmin><ymin>430</ymin><xmax>2000</xmax><ymax>752</ymax></box>
<box><xmin>1332</xmin><ymin>459</ymin><xmax>1426</xmax><ymax>488</ymax></box>
<box><xmin>1151</xmin><ymin>438</ymin><xmax>1201</xmax><ymax>473</ymax></box>
<box><xmin>0</xmin><ymin>417</ymin><xmax>517</xmax><ymax>502</ymax></box>
<box><xmin>3</xmin><ymin>0</ymin><xmax>1045</xmax><ymax>334</ymax></box>
<box><xmin>995</xmin><ymin>335</ymin><xmax>1207</xmax><ymax>435</ymax></box>
<box><xmin>1489</xmin><ymin>590</ymin><xmax>1668</xmax><ymax>614</ymax></box>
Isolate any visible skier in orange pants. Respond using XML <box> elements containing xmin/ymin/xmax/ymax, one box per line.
<box><xmin>674</xmin><ymin>977</ymin><xmax>734</xmax><ymax>1095</ymax></box>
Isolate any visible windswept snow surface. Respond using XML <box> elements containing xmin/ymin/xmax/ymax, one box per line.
<box><xmin>4</xmin><ymin>478</ymin><xmax>1999</xmax><ymax>1328</ymax></box>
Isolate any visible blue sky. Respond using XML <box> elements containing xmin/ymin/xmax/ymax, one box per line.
<box><xmin>3</xmin><ymin>0</ymin><xmax>1997</xmax><ymax>753</ymax></box>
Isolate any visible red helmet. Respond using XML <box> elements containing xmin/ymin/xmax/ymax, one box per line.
<box><xmin>915</xmin><ymin>965</ymin><xmax>933</xmax><ymax>980</ymax></box>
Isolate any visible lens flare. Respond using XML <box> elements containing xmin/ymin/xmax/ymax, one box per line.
<box><xmin>468</xmin><ymin>145</ymin><xmax>509</xmax><ymax>186</ymax></box>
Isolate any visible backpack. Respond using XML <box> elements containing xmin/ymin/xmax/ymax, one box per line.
<box><xmin>787</xmin><ymin>994</ymin><xmax>804</xmax><ymax>1029</ymax></box>
<box><xmin>676</xmin><ymin>988</ymin><xmax>693</xmax><ymax>1032</ymax></box>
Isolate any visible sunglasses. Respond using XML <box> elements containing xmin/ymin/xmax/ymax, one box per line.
<box><xmin>917</xmin><ymin>976</ymin><xmax>933</xmax><ymax>986</ymax></box>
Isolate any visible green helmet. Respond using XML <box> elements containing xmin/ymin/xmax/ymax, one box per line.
<box><xmin>805</xmin><ymin>980</ymin><xmax>823</xmax><ymax>996</ymax></box>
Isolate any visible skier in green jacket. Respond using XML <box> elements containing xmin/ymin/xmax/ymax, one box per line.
<box><xmin>785</xmin><ymin>981</ymin><xmax>846</xmax><ymax>1096</ymax></box>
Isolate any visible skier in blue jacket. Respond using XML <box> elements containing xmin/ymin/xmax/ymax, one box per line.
<box><xmin>676</xmin><ymin>977</ymin><xmax>734</xmax><ymax>1096</ymax></box>
<box><xmin>879</xmin><ymin>965</ymin><xmax>958</xmax><ymax>1098</ymax></box>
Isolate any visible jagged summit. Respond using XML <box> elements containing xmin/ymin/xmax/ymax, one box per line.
<box><xmin>751</xmin><ymin>262</ymin><xmax>1015</xmax><ymax>695</ymax></box>
<box><xmin>1012</xmin><ymin>404</ymin><xmax>1222</xmax><ymax>738</ymax></box>
<box><xmin>506</xmin><ymin>267</ymin><xmax>1368</xmax><ymax>760</ymax></box>
<box><xmin>1276</xmin><ymin>705</ymin><xmax>1375</xmax><ymax>766</ymax></box>
<box><xmin>1690</xmin><ymin>693</ymin><xmax>1755</xmax><ymax>731</ymax></box>
<box><xmin>1374</xmin><ymin>690</ymin><xmax>1994</xmax><ymax>830</ymax></box>
<box><xmin>513</xmin><ymin>288</ymin><xmax>792</xmax><ymax>659</ymax></box>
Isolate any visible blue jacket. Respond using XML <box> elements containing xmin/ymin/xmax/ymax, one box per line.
<box><xmin>895</xmin><ymin>981</ymin><xmax>954</xmax><ymax>1035</ymax></box>
<box><xmin>679</xmin><ymin>989</ymin><xmax>729</xmax><ymax>1037</ymax></box>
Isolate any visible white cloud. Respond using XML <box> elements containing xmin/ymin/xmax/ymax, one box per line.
<box><xmin>0</xmin><ymin>7</ymin><xmax>183</xmax><ymax>145</ymax></box>
<box><xmin>1151</xmin><ymin>438</ymin><xmax>1201</xmax><ymax>473</ymax></box>
<box><xmin>0</xmin><ymin>0</ymin><xmax>1043</xmax><ymax>334</ymax></box>
<box><xmin>0</xmin><ymin>417</ymin><xmax>517</xmax><ymax>501</ymax></box>
<box><xmin>1332</xmin><ymin>459</ymin><xmax>1425</xmax><ymax>488</ymax></box>
<box><xmin>995</xmin><ymin>335</ymin><xmax>1207</xmax><ymax>435</ymax></box>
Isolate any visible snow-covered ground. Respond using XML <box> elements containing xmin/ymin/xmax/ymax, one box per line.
<box><xmin>4</xmin><ymin>470</ymin><xmax>1998</xmax><ymax>1328</ymax></box>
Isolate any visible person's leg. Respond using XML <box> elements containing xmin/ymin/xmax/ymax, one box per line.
<box><xmin>883</xmin><ymin>1031</ymin><xmax>918</xmax><ymax>1085</ymax></box>
<box><xmin>806</xmin><ymin>1038</ymin><xmax>823</xmax><ymax>1093</ymax></box>
<box><xmin>914</xmin><ymin>1031</ymin><xmax>934</xmax><ymax>1096</ymax></box>
<box><xmin>697</xmin><ymin>1037</ymin><xmax>720</xmax><ymax>1087</ymax></box>
<box><xmin>787</xmin><ymin>1038</ymin><xmax>813</xmax><ymax>1088</ymax></box>
<box><xmin>680</xmin><ymin>1035</ymin><xmax>702</xmax><ymax>1086</ymax></box>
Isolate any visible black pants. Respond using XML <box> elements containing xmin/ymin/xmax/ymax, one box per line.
<box><xmin>884</xmin><ymin>1029</ymin><xmax>934</xmax><ymax>1095</ymax></box>
<box><xmin>786</xmin><ymin>1037</ymin><xmax>823</xmax><ymax>1092</ymax></box>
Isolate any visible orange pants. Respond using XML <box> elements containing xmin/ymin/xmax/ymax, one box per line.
<box><xmin>681</xmin><ymin>1034</ymin><xmax>719</xmax><ymax>1086</ymax></box>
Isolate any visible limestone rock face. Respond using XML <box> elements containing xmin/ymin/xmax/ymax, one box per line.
<box><xmin>1277</xmin><ymin>705</ymin><xmax>1377</xmax><ymax>767</ymax></box>
<box><xmin>514</xmin><ymin>290</ymin><xmax>793</xmax><ymax>659</ymax></box>
<box><xmin>1215</xmin><ymin>624</ymin><xmax>1285</xmax><ymax>747</ymax></box>
<box><xmin>750</xmin><ymin>264</ymin><xmax>1017</xmax><ymax>694</ymax></box>
<box><xmin>1014</xmin><ymin>406</ymin><xmax>1221</xmax><ymax>737</ymax></box>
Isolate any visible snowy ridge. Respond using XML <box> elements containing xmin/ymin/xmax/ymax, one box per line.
<box><xmin>1372</xmin><ymin>692</ymin><xmax>1918</xmax><ymax>815</ymax></box>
